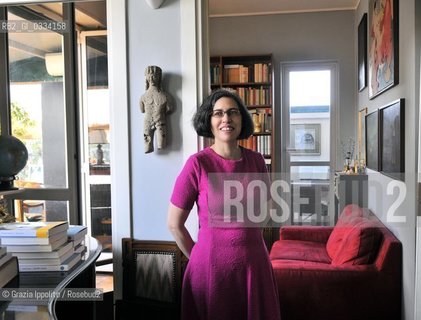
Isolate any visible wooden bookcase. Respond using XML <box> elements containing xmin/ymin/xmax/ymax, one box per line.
<box><xmin>209</xmin><ymin>54</ymin><xmax>276</xmax><ymax>250</ymax></box>
<box><xmin>210</xmin><ymin>54</ymin><xmax>275</xmax><ymax>174</ymax></box>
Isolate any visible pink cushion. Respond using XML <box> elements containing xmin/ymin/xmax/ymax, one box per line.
<box><xmin>270</xmin><ymin>240</ymin><xmax>331</xmax><ymax>264</ymax></box>
<box><xmin>331</xmin><ymin>220</ymin><xmax>382</xmax><ymax>266</ymax></box>
<box><xmin>326</xmin><ymin>204</ymin><xmax>364</xmax><ymax>260</ymax></box>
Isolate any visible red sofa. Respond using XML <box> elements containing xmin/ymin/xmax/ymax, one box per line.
<box><xmin>269</xmin><ymin>204</ymin><xmax>402</xmax><ymax>320</ymax></box>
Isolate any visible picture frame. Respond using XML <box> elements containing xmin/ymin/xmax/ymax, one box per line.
<box><xmin>290</xmin><ymin>124</ymin><xmax>321</xmax><ymax>155</ymax></box>
<box><xmin>365</xmin><ymin>110</ymin><xmax>379</xmax><ymax>171</ymax></box>
<box><xmin>368</xmin><ymin>0</ymin><xmax>399</xmax><ymax>99</ymax></box>
<box><xmin>358</xmin><ymin>108</ymin><xmax>368</xmax><ymax>160</ymax></box>
<box><xmin>379</xmin><ymin>98</ymin><xmax>405</xmax><ymax>180</ymax></box>
<box><xmin>358</xmin><ymin>13</ymin><xmax>367</xmax><ymax>92</ymax></box>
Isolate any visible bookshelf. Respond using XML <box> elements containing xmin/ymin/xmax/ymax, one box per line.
<box><xmin>210</xmin><ymin>54</ymin><xmax>276</xmax><ymax>250</ymax></box>
<box><xmin>210</xmin><ymin>54</ymin><xmax>275</xmax><ymax>174</ymax></box>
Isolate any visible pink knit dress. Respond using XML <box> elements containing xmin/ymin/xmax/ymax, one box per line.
<box><xmin>170</xmin><ymin>147</ymin><xmax>281</xmax><ymax>320</ymax></box>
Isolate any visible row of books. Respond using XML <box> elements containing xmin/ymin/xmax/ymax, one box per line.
<box><xmin>235</xmin><ymin>86</ymin><xmax>272</xmax><ymax>106</ymax></box>
<box><xmin>0</xmin><ymin>221</ymin><xmax>87</xmax><ymax>274</ymax></box>
<box><xmin>238</xmin><ymin>135</ymin><xmax>272</xmax><ymax>157</ymax></box>
<box><xmin>210</xmin><ymin>63</ymin><xmax>271</xmax><ymax>84</ymax></box>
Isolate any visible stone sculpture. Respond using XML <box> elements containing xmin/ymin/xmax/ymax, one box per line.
<box><xmin>140</xmin><ymin>65</ymin><xmax>173</xmax><ymax>153</ymax></box>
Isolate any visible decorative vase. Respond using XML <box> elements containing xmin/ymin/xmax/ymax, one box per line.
<box><xmin>0</xmin><ymin>135</ymin><xmax>28</xmax><ymax>190</ymax></box>
<box><xmin>253</xmin><ymin>113</ymin><xmax>262</xmax><ymax>133</ymax></box>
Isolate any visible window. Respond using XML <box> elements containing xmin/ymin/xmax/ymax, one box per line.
<box><xmin>0</xmin><ymin>3</ymin><xmax>79</xmax><ymax>223</ymax></box>
<box><xmin>0</xmin><ymin>2</ymin><xmax>108</xmax><ymax>228</ymax></box>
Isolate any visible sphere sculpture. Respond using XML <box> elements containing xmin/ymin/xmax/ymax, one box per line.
<box><xmin>0</xmin><ymin>135</ymin><xmax>28</xmax><ymax>190</ymax></box>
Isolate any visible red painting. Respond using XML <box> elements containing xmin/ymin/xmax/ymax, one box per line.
<box><xmin>368</xmin><ymin>0</ymin><xmax>399</xmax><ymax>99</ymax></box>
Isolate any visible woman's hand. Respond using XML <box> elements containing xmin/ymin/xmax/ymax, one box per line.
<box><xmin>167</xmin><ymin>203</ymin><xmax>195</xmax><ymax>259</ymax></box>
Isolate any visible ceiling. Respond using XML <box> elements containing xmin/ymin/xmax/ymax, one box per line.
<box><xmin>8</xmin><ymin>1</ymin><xmax>106</xmax><ymax>63</ymax></box>
<box><xmin>208</xmin><ymin>0</ymin><xmax>360</xmax><ymax>17</ymax></box>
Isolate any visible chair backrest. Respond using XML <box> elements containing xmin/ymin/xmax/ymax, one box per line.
<box><xmin>121</xmin><ymin>238</ymin><xmax>187</xmax><ymax>304</ymax></box>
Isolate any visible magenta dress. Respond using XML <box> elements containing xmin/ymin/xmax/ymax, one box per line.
<box><xmin>170</xmin><ymin>147</ymin><xmax>281</xmax><ymax>320</ymax></box>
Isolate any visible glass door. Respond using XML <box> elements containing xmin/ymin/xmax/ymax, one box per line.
<box><xmin>281</xmin><ymin>62</ymin><xmax>337</xmax><ymax>226</ymax></box>
<box><xmin>79</xmin><ymin>30</ymin><xmax>112</xmax><ymax>272</ymax></box>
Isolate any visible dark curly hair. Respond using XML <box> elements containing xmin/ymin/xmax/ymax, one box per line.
<box><xmin>193</xmin><ymin>88</ymin><xmax>254</xmax><ymax>139</ymax></box>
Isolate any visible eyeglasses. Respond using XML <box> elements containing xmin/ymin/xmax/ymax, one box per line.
<box><xmin>211</xmin><ymin>108</ymin><xmax>241</xmax><ymax>118</ymax></box>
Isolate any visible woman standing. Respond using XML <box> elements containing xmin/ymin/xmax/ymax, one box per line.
<box><xmin>167</xmin><ymin>89</ymin><xmax>280</xmax><ymax>320</ymax></box>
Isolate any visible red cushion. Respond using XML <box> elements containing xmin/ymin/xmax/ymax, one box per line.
<box><xmin>270</xmin><ymin>240</ymin><xmax>331</xmax><ymax>264</ymax></box>
<box><xmin>331</xmin><ymin>220</ymin><xmax>382</xmax><ymax>266</ymax></box>
<box><xmin>326</xmin><ymin>204</ymin><xmax>364</xmax><ymax>260</ymax></box>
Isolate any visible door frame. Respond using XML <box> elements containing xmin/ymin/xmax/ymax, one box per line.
<box><xmin>280</xmin><ymin>61</ymin><xmax>339</xmax><ymax>225</ymax></box>
<box><xmin>78</xmin><ymin>29</ymin><xmax>109</xmax><ymax>238</ymax></box>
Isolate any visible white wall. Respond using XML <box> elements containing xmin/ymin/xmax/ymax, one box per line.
<box><xmin>127</xmin><ymin>0</ymin><xmax>203</xmax><ymax>242</ymax></box>
<box><xmin>127</xmin><ymin>0</ymin><xmax>185</xmax><ymax>241</ymax></box>
<box><xmin>356</xmin><ymin>1</ymin><xmax>418</xmax><ymax>319</ymax></box>
<box><xmin>110</xmin><ymin>0</ymin><xmax>201</xmax><ymax>299</ymax></box>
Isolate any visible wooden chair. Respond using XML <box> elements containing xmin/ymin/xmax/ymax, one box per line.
<box><xmin>115</xmin><ymin>238</ymin><xmax>187</xmax><ymax>320</ymax></box>
<box><xmin>15</xmin><ymin>199</ymin><xmax>45</xmax><ymax>222</ymax></box>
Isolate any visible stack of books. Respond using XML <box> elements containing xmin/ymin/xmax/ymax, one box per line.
<box><xmin>67</xmin><ymin>225</ymin><xmax>88</xmax><ymax>255</ymax></box>
<box><xmin>0</xmin><ymin>245</ymin><xmax>19</xmax><ymax>287</ymax></box>
<box><xmin>0</xmin><ymin>221</ymin><xmax>83</xmax><ymax>272</ymax></box>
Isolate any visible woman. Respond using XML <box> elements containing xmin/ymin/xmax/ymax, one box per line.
<box><xmin>167</xmin><ymin>89</ymin><xmax>281</xmax><ymax>320</ymax></box>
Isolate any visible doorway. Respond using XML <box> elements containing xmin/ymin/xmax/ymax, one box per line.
<box><xmin>281</xmin><ymin>62</ymin><xmax>338</xmax><ymax>226</ymax></box>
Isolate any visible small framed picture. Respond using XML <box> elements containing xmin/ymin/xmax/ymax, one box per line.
<box><xmin>290</xmin><ymin>124</ymin><xmax>321</xmax><ymax>155</ymax></box>
<box><xmin>379</xmin><ymin>99</ymin><xmax>405</xmax><ymax>180</ymax></box>
<box><xmin>365</xmin><ymin>110</ymin><xmax>379</xmax><ymax>171</ymax></box>
<box><xmin>358</xmin><ymin>13</ymin><xmax>367</xmax><ymax>92</ymax></box>
<box><xmin>358</xmin><ymin>107</ymin><xmax>368</xmax><ymax>159</ymax></box>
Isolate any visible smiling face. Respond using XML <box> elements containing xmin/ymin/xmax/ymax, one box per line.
<box><xmin>210</xmin><ymin>97</ymin><xmax>242</xmax><ymax>144</ymax></box>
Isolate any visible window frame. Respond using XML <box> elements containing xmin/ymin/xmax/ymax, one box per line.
<box><xmin>0</xmin><ymin>2</ymin><xmax>81</xmax><ymax>224</ymax></box>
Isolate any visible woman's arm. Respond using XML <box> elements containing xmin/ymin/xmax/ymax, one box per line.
<box><xmin>167</xmin><ymin>203</ymin><xmax>195</xmax><ymax>259</ymax></box>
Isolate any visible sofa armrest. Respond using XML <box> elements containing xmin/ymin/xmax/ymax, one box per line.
<box><xmin>279</xmin><ymin>226</ymin><xmax>334</xmax><ymax>243</ymax></box>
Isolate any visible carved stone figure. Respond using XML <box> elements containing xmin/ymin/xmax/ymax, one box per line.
<box><xmin>140</xmin><ymin>66</ymin><xmax>173</xmax><ymax>153</ymax></box>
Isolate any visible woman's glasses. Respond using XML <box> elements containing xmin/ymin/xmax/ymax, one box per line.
<box><xmin>211</xmin><ymin>108</ymin><xmax>240</xmax><ymax>118</ymax></box>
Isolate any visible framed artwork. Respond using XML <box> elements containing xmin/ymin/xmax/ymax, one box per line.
<box><xmin>379</xmin><ymin>99</ymin><xmax>405</xmax><ymax>180</ymax></box>
<box><xmin>368</xmin><ymin>0</ymin><xmax>399</xmax><ymax>99</ymax></box>
<box><xmin>358</xmin><ymin>108</ymin><xmax>368</xmax><ymax>160</ymax></box>
<box><xmin>358</xmin><ymin>14</ymin><xmax>367</xmax><ymax>92</ymax></box>
<box><xmin>365</xmin><ymin>110</ymin><xmax>379</xmax><ymax>171</ymax></box>
<box><xmin>290</xmin><ymin>124</ymin><xmax>321</xmax><ymax>155</ymax></box>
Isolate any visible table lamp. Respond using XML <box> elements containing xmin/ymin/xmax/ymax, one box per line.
<box><xmin>89</xmin><ymin>129</ymin><xmax>107</xmax><ymax>165</ymax></box>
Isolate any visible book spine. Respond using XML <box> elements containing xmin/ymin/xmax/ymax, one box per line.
<box><xmin>1</xmin><ymin>238</ymin><xmax>51</xmax><ymax>245</ymax></box>
<box><xmin>0</xmin><ymin>230</ymin><xmax>36</xmax><ymax>237</ymax></box>
<box><xmin>19</xmin><ymin>264</ymin><xmax>72</xmax><ymax>272</ymax></box>
<box><xmin>18</xmin><ymin>255</ymin><xmax>80</xmax><ymax>272</ymax></box>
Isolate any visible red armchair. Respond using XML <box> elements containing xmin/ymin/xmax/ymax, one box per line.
<box><xmin>269</xmin><ymin>205</ymin><xmax>402</xmax><ymax>320</ymax></box>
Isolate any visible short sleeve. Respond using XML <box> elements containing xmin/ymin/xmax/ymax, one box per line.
<box><xmin>170</xmin><ymin>156</ymin><xmax>200</xmax><ymax>211</ymax></box>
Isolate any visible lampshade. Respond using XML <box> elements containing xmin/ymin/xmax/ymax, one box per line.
<box><xmin>45</xmin><ymin>52</ymin><xmax>64</xmax><ymax>77</ymax></box>
<box><xmin>89</xmin><ymin>129</ymin><xmax>108</xmax><ymax>144</ymax></box>
<box><xmin>145</xmin><ymin>0</ymin><xmax>165</xmax><ymax>9</ymax></box>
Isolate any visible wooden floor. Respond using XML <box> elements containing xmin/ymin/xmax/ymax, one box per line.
<box><xmin>96</xmin><ymin>272</ymin><xmax>114</xmax><ymax>292</ymax></box>
<box><xmin>95</xmin><ymin>273</ymin><xmax>114</xmax><ymax>320</ymax></box>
